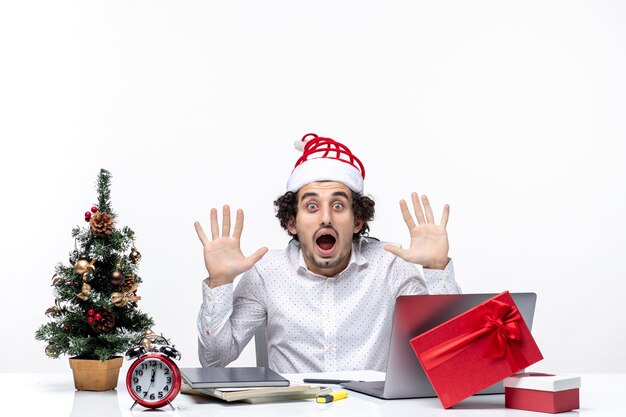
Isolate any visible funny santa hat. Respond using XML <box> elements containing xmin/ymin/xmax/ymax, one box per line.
<box><xmin>286</xmin><ymin>133</ymin><xmax>365</xmax><ymax>193</ymax></box>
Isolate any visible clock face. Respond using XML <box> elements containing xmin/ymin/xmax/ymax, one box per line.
<box><xmin>126</xmin><ymin>354</ymin><xmax>181</xmax><ymax>408</ymax></box>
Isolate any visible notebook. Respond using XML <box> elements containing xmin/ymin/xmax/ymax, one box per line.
<box><xmin>181</xmin><ymin>382</ymin><xmax>329</xmax><ymax>403</ymax></box>
<box><xmin>341</xmin><ymin>293</ymin><xmax>537</xmax><ymax>399</ymax></box>
<box><xmin>180</xmin><ymin>367</ymin><xmax>290</xmax><ymax>389</ymax></box>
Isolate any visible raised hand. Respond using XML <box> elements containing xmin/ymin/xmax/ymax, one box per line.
<box><xmin>384</xmin><ymin>193</ymin><xmax>450</xmax><ymax>270</ymax></box>
<box><xmin>194</xmin><ymin>205</ymin><xmax>268</xmax><ymax>288</ymax></box>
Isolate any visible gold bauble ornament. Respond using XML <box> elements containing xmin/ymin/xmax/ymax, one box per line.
<box><xmin>140</xmin><ymin>336</ymin><xmax>152</xmax><ymax>351</ymax></box>
<box><xmin>140</xmin><ymin>329</ymin><xmax>156</xmax><ymax>350</ymax></box>
<box><xmin>45</xmin><ymin>345</ymin><xmax>55</xmax><ymax>358</ymax></box>
<box><xmin>74</xmin><ymin>259</ymin><xmax>96</xmax><ymax>275</ymax></box>
<box><xmin>129</xmin><ymin>248</ymin><xmax>142</xmax><ymax>264</ymax></box>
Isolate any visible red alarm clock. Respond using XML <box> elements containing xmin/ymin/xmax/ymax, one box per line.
<box><xmin>125</xmin><ymin>334</ymin><xmax>182</xmax><ymax>410</ymax></box>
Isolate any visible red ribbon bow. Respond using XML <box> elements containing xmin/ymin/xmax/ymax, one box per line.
<box><xmin>419</xmin><ymin>299</ymin><xmax>527</xmax><ymax>371</ymax></box>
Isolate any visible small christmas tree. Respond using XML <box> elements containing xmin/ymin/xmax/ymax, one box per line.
<box><xmin>36</xmin><ymin>169</ymin><xmax>154</xmax><ymax>361</ymax></box>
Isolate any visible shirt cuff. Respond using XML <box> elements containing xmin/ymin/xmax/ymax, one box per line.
<box><xmin>423</xmin><ymin>258</ymin><xmax>459</xmax><ymax>293</ymax></box>
<box><xmin>202</xmin><ymin>279</ymin><xmax>234</xmax><ymax>313</ymax></box>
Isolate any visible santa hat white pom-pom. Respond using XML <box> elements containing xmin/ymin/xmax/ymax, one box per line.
<box><xmin>293</xmin><ymin>133</ymin><xmax>317</xmax><ymax>152</ymax></box>
<box><xmin>294</xmin><ymin>140</ymin><xmax>306</xmax><ymax>152</ymax></box>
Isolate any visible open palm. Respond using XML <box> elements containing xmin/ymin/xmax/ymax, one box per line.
<box><xmin>194</xmin><ymin>205</ymin><xmax>267</xmax><ymax>287</ymax></box>
<box><xmin>384</xmin><ymin>193</ymin><xmax>450</xmax><ymax>270</ymax></box>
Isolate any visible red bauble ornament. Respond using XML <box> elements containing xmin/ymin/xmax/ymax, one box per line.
<box><xmin>87</xmin><ymin>309</ymin><xmax>95</xmax><ymax>316</ymax></box>
<box><xmin>63</xmin><ymin>325</ymin><xmax>70</xmax><ymax>332</ymax></box>
<box><xmin>85</xmin><ymin>211</ymin><xmax>92</xmax><ymax>218</ymax></box>
<box><xmin>87</xmin><ymin>316</ymin><xmax>94</xmax><ymax>324</ymax></box>
<box><xmin>94</xmin><ymin>313</ymin><xmax>102</xmax><ymax>321</ymax></box>
<box><xmin>91</xmin><ymin>206</ymin><xmax>98</xmax><ymax>213</ymax></box>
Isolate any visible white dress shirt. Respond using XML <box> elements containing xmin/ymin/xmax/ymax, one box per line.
<box><xmin>197</xmin><ymin>237</ymin><xmax>461</xmax><ymax>373</ymax></box>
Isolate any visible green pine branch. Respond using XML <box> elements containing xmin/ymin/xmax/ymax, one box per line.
<box><xmin>95</xmin><ymin>168</ymin><xmax>116</xmax><ymax>219</ymax></box>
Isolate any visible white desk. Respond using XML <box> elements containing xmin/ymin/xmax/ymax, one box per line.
<box><xmin>4</xmin><ymin>372</ymin><xmax>621</xmax><ymax>416</ymax></box>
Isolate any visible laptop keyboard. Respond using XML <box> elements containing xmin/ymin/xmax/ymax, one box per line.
<box><xmin>372</xmin><ymin>382</ymin><xmax>384</xmax><ymax>391</ymax></box>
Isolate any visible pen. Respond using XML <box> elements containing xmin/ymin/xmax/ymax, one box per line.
<box><xmin>303</xmin><ymin>378</ymin><xmax>355</xmax><ymax>384</ymax></box>
<box><xmin>316</xmin><ymin>389</ymin><xmax>349</xmax><ymax>403</ymax></box>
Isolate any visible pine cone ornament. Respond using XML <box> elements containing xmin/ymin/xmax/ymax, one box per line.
<box><xmin>90</xmin><ymin>310</ymin><xmax>115</xmax><ymax>333</ymax></box>
<box><xmin>89</xmin><ymin>211</ymin><xmax>114</xmax><ymax>236</ymax></box>
<box><xmin>122</xmin><ymin>275</ymin><xmax>136</xmax><ymax>293</ymax></box>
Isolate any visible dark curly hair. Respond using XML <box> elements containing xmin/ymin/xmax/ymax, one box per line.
<box><xmin>274</xmin><ymin>189</ymin><xmax>375</xmax><ymax>241</ymax></box>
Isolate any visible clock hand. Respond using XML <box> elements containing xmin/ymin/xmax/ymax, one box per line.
<box><xmin>144</xmin><ymin>369</ymin><xmax>156</xmax><ymax>398</ymax></box>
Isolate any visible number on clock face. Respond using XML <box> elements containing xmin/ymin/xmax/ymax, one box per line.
<box><xmin>131</xmin><ymin>359</ymin><xmax>174</xmax><ymax>402</ymax></box>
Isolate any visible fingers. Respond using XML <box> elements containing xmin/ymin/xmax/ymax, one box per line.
<box><xmin>245</xmin><ymin>247</ymin><xmax>268</xmax><ymax>268</ymax></box>
<box><xmin>209</xmin><ymin>205</ymin><xmax>244</xmax><ymax>240</ymax></box>
<box><xmin>440</xmin><ymin>204</ymin><xmax>450</xmax><ymax>227</ymax></box>
<box><xmin>194</xmin><ymin>221</ymin><xmax>209</xmax><ymax>246</ymax></box>
<box><xmin>399</xmin><ymin>199</ymin><xmax>416</xmax><ymax>229</ymax></box>
<box><xmin>252</xmin><ymin>247</ymin><xmax>269</xmax><ymax>262</ymax></box>
<box><xmin>210</xmin><ymin>208</ymin><xmax>219</xmax><ymax>240</ymax></box>
<box><xmin>411</xmin><ymin>192</ymin><xmax>426</xmax><ymax>224</ymax></box>
<box><xmin>408</xmin><ymin>193</ymin><xmax>449</xmax><ymax>226</ymax></box>
<box><xmin>233</xmin><ymin>209</ymin><xmax>244</xmax><ymax>240</ymax></box>
<box><xmin>222</xmin><ymin>205</ymin><xmax>231</xmax><ymax>237</ymax></box>
<box><xmin>384</xmin><ymin>244</ymin><xmax>405</xmax><ymax>258</ymax></box>
<box><xmin>420</xmin><ymin>194</ymin><xmax>435</xmax><ymax>224</ymax></box>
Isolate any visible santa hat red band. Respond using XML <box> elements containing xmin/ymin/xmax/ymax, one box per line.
<box><xmin>286</xmin><ymin>133</ymin><xmax>365</xmax><ymax>193</ymax></box>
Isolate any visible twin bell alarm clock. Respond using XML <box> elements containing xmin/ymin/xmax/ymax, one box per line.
<box><xmin>125</xmin><ymin>331</ymin><xmax>182</xmax><ymax>410</ymax></box>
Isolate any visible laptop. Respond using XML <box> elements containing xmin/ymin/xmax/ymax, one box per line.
<box><xmin>341</xmin><ymin>293</ymin><xmax>537</xmax><ymax>399</ymax></box>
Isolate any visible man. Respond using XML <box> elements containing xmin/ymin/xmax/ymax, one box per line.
<box><xmin>195</xmin><ymin>134</ymin><xmax>461</xmax><ymax>373</ymax></box>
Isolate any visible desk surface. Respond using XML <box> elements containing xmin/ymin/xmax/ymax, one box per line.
<box><xmin>4</xmin><ymin>372</ymin><xmax>621</xmax><ymax>417</ymax></box>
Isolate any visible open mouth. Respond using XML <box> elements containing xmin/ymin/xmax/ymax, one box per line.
<box><xmin>315</xmin><ymin>230</ymin><xmax>337</xmax><ymax>255</ymax></box>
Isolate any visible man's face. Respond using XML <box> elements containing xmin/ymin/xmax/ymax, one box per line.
<box><xmin>287</xmin><ymin>181</ymin><xmax>363</xmax><ymax>277</ymax></box>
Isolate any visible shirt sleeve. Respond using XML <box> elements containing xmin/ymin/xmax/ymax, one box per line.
<box><xmin>391</xmin><ymin>257</ymin><xmax>462</xmax><ymax>297</ymax></box>
<box><xmin>423</xmin><ymin>258</ymin><xmax>462</xmax><ymax>294</ymax></box>
<box><xmin>197</xmin><ymin>268</ymin><xmax>267</xmax><ymax>367</ymax></box>
<box><xmin>391</xmin><ymin>255</ymin><xmax>429</xmax><ymax>297</ymax></box>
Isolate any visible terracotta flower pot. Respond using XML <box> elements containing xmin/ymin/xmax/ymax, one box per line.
<box><xmin>69</xmin><ymin>356</ymin><xmax>123</xmax><ymax>391</ymax></box>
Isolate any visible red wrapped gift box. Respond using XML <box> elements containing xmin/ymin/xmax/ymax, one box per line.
<box><xmin>409</xmin><ymin>291</ymin><xmax>543</xmax><ymax>408</ymax></box>
<box><xmin>504</xmin><ymin>373</ymin><xmax>581</xmax><ymax>413</ymax></box>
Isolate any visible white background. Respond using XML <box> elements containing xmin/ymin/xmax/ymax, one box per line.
<box><xmin>1</xmin><ymin>1</ymin><xmax>624</xmax><ymax>374</ymax></box>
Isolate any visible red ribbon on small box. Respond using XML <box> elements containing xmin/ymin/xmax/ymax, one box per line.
<box><xmin>420</xmin><ymin>299</ymin><xmax>527</xmax><ymax>372</ymax></box>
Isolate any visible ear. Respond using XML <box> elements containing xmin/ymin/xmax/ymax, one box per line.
<box><xmin>287</xmin><ymin>217</ymin><xmax>297</xmax><ymax>235</ymax></box>
<box><xmin>353</xmin><ymin>218</ymin><xmax>364</xmax><ymax>234</ymax></box>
